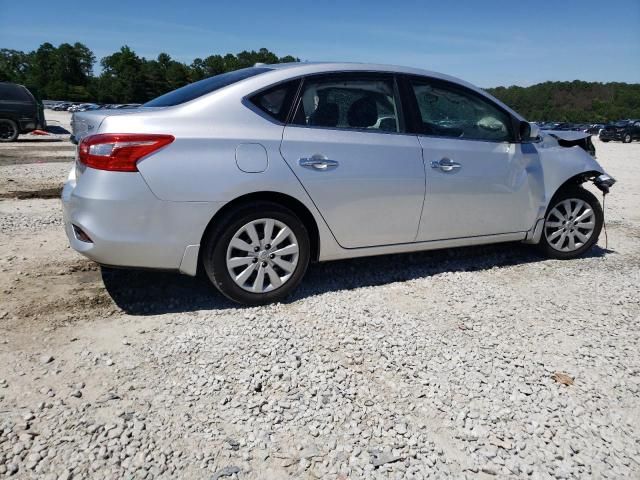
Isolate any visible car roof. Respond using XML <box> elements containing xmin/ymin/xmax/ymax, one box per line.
<box><xmin>266</xmin><ymin>61</ymin><xmax>470</xmax><ymax>85</ymax></box>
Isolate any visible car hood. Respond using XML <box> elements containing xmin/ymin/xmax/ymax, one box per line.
<box><xmin>541</xmin><ymin>130</ymin><xmax>590</xmax><ymax>141</ymax></box>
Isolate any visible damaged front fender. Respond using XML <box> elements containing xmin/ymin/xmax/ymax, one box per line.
<box><xmin>522</xmin><ymin>130</ymin><xmax>615</xmax><ymax>244</ymax></box>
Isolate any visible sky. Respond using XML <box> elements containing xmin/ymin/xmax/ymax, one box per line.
<box><xmin>0</xmin><ymin>0</ymin><xmax>638</xmax><ymax>87</ymax></box>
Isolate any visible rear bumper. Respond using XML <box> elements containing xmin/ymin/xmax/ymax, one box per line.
<box><xmin>61</xmin><ymin>166</ymin><xmax>223</xmax><ymax>276</ymax></box>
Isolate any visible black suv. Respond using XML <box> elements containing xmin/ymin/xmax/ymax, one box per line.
<box><xmin>599</xmin><ymin>120</ymin><xmax>640</xmax><ymax>143</ymax></box>
<box><xmin>0</xmin><ymin>82</ymin><xmax>46</xmax><ymax>142</ymax></box>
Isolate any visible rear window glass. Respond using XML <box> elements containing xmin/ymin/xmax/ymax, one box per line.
<box><xmin>144</xmin><ymin>67</ymin><xmax>271</xmax><ymax>107</ymax></box>
<box><xmin>0</xmin><ymin>83</ymin><xmax>33</xmax><ymax>102</ymax></box>
<box><xmin>249</xmin><ymin>80</ymin><xmax>299</xmax><ymax>123</ymax></box>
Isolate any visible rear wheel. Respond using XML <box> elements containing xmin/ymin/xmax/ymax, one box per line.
<box><xmin>0</xmin><ymin>119</ymin><xmax>18</xmax><ymax>142</ymax></box>
<box><xmin>623</xmin><ymin>133</ymin><xmax>632</xmax><ymax>143</ymax></box>
<box><xmin>202</xmin><ymin>202</ymin><xmax>310</xmax><ymax>305</ymax></box>
<box><xmin>538</xmin><ymin>187</ymin><xmax>603</xmax><ymax>259</ymax></box>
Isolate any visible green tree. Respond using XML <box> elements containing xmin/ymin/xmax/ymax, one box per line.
<box><xmin>98</xmin><ymin>46</ymin><xmax>146</xmax><ymax>103</ymax></box>
<box><xmin>486</xmin><ymin>81</ymin><xmax>640</xmax><ymax>122</ymax></box>
<box><xmin>0</xmin><ymin>49</ymin><xmax>29</xmax><ymax>83</ymax></box>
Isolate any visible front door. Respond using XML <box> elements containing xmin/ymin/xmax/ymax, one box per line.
<box><xmin>404</xmin><ymin>75</ymin><xmax>537</xmax><ymax>241</ymax></box>
<box><xmin>280</xmin><ymin>73</ymin><xmax>425</xmax><ymax>248</ymax></box>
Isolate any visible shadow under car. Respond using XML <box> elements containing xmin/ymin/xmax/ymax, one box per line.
<box><xmin>100</xmin><ymin>242</ymin><xmax>613</xmax><ymax>315</ymax></box>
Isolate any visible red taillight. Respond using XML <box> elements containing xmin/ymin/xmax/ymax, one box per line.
<box><xmin>78</xmin><ymin>133</ymin><xmax>174</xmax><ymax>172</ymax></box>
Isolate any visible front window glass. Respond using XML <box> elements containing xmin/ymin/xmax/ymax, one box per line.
<box><xmin>292</xmin><ymin>75</ymin><xmax>399</xmax><ymax>132</ymax></box>
<box><xmin>144</xmin><ymin>67</ymin><xmax>270</xmax><ymax>107</ymax></box>
<box><xmin>409</xmin><ymin>78</ymin><xmax>512</xmax><ymax>142</ymax></box>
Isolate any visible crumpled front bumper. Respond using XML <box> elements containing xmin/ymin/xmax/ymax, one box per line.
<box><xmin>593</xmin><ymin>174</ymin><xmax>616</xmax><ymax>194</ymax></box>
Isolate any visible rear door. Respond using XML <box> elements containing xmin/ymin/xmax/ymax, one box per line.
<box><xmin>280</xmin><ymin>72</ymin><xmax>425</xmax><ymax>248</ymax></box>
<box><xmin>402</xmin><ymin>75</ymin><xmax>537</xmax><ymax>241</ymax></box>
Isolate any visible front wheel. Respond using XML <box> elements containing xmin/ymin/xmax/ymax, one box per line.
<box><xmin>623</xmin><ymin>133</ymin><xmax>632</xmax><ymax>143</ymax></box>
<box><xmin>538</xmin><ymin>187</ymin><xmax>603</xmax><ymax>259</ymax></box>
<box><xmin>202</xmin><ymin>202</ymin><xmax>310</xmax><ymax>305</ymax></box>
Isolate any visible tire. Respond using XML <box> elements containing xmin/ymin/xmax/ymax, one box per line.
<box><xmin>0</xmin><ymin>119</ymin><xmax>19</xmax><ymax>142</ymax></box>
<box><xmin>201</xmin><ymin>201</ymin><xmax>310</xmax><ymax>305</ymax></box>
<box><xmin>538</xmin><ymin>186</ymin><xmax>603</xmax><ymax>260</ymax></box>
<box><xmin>623</xmin><ymin>133</ymin><xmax>632</xmax><ymax>143</ymax></box>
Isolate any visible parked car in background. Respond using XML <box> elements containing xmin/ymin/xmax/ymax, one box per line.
<box><xmin>52</xmin><ymin>102</ymin><xmax>72</xmax><ymax>111</ymax></box>
<box><xmin>0</xmin><ymin>82</ymin><xmax>46</xmax><ymax>142</ymax></box>
<box><xmin>588</xmin><ymin>123</ymin><xmax>606</xmax><ymax>135</ymax></box>
<box><xmin>599</xmin><ymin>120</ymin><xmax>640</xmax><ymax>143</ymax></box>
<box><xmin>69</xmin><ymin>103</ymin><xmax>91</xmax><ymax>112</ymax></box>
<box><xmin>64</xmin><ymin>62</ymin><xmax>615</xmax><ymax>304</ymax></box>
<box><xmin>113</xmin><ymin>103</ymin><xmax>142</xmax><ymax>109</ymax></box>
<box><xmin>75</xmin><ymin>103</ymin><xmax>100</xmax><ymax>112</ymax></box>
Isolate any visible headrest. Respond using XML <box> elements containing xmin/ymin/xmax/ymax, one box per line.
<box><xmin>347</xmin><ymin>97</ymin><xmax>377</xmax><ymax>128</ymax></box>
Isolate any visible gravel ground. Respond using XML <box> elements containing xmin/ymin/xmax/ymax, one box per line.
<box><xmin>0</xmin><ymin>120</ymin><xmax>639</xmax><ymax>479</ymax></box>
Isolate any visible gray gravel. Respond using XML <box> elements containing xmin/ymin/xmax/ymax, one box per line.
<box><xmin>0</xmin><ymin>199</ymin><xmax>64</xmax><ymax>234</ymax></box>
<box><xmin>0</xmin><ymin>138</ymin><xmax>639</xmax><ymax>479</ymax></box>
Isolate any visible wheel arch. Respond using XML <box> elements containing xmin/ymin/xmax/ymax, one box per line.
<box><xmin>525</xmin><ymin>169</ymin><xmax>604</xmax><ymax>245</ymax></box>
<box><xmin>199</xmin><ymin>191</ymin><xmax>321</xmax><ymax>268</ymax></box>
<box><xmin>548</xmin><ymin>170</ymin><xmax>603</xmax><ymax>205</ymax></box>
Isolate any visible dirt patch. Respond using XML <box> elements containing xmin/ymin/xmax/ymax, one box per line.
<box><xmin>0</xmin><ymin>186</ymin><xmax>62</xmax><ymax>199</ymax></box>
<box><xmin>0</xmin><ymin>229</ymin><xmax>118</xmax><ymax>333</ymax></box>
<box><xmin>0</xmin><ymin>154</ymin><xmax>74</xmax><ymax>166</ymax></box>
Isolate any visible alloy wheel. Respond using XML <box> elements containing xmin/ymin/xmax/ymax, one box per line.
<box><xmin>544</xmin><ymin>198</ymin><xmax>596</xmax><ymax>252</ymax></box>
<box><xmin>225</xmin><ymin>218</ymin><xmax>299</xmax><ymax>293</ymax></box>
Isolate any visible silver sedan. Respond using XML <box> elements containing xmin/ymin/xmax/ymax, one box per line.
<box><xmin>63</xmin><ymin>62</ymin><xmax>615</xmax><ymax>304</ymax></box>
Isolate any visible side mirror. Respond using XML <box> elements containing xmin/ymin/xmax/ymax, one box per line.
<box><xmin>519</xmin><ymin>121</ymin><xmax>540</xmax><ymax>141</ymax></box>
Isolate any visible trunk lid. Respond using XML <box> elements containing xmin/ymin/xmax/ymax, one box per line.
<box><xmin>71</xmin><ymin>110</ymin><xmax>110</xmax><ymax>143</ymax></box>
<box><xmin>70</xmin><ymin>108</ymin><xmax>156</xmax><ymax>143</ymax></box>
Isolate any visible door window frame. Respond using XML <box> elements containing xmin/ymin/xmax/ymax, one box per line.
<box><xmin>287</xmin><ymin>71</ymin><xmax>408</xmax><ymax>135</ymax></box>
<box><xmin>398</xmin><ymin>74</ymin><xmax>519</xmax><ymax>143</ymax></box>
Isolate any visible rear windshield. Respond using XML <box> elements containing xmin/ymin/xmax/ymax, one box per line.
<box><xmin>144</xmin><ymin>67</ymin><xmax>271</xmax><ymax>107</ymax></box>
<box><xmin>0</xmin><ymin>83</ymin><xmax>33</xmax><ymax>102</ymax></box>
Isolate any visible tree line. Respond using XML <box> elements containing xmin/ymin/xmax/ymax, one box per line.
<box><xmin>1</xmin><ymin>42</ymin><xmax>639</xmax><ymax>121</ymax></box>
<box><xmin>0</xmin><ymin>43</ymin><xmax>297</xmax><ymax>103</ymax></box>
<box><xmin>487</xmin><ymin>81</ymin><xmax>640</xmax><ymax>123</ymax></box>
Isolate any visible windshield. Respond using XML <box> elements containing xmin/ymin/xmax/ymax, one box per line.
<box><xmin>144</xmin><ymin>67</ymin><xmax>271</xmax><ymax>107</ymax></box>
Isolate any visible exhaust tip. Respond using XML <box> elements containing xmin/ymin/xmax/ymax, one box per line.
<box><xmin>72</xmin><ymin>224</ymin><xmax>93</xmax><ymax>243</ymax></box>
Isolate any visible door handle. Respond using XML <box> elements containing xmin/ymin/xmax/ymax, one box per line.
<box><xmin>299</xmin><ymin>154</ymin><xmax>339</xmax><ymax>171</ymax></box>
<box><xmin>431</xmin><ymin>158</ymin><xmax>461</xmax><ymax>173</ymax></box>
